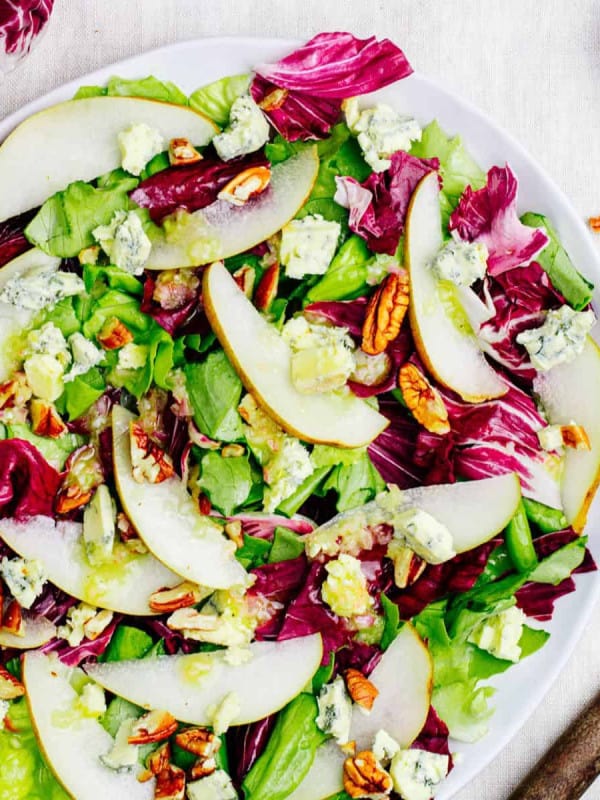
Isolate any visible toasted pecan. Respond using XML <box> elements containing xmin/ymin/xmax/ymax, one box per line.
<box><xmin>361</xmin><ymin>272</ymin><xmax>409</xmax><ymax>356</ymax></box>
<box><xmin>399</xmin><ymin>362</ymin><xmax>450</xmax><ymax>435</ymax></box>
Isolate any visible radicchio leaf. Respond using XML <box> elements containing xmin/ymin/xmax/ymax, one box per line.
<box><xmin>411</xmin><ymin>706</ymin><xmax>453</xmax><ymax>767</ymax></box>
<box><xmin>41</xmin><ymin>615</ymin><xmax>120</xmax><ymax>667</ymax></box>
<box><xmin>0</xmin><ymin>439</ymin><xmax>62</xmax><ymax>519</ymax></box>
<box><xmin>334</xmin><ymin>153</ymin><xmax>439</xmax><ymax>255</ymax></box>
<box><xmin>227</xmin><ymin>714</ymin><xmax>278</xmax><ymax>787</ymax></box>
<box><xmin>0</xmin><ymin>210</ymin><xmax>37</xmax><ymax>267</ymax></box>
<box><xmin>0</xmin><ymin>0</ymin><xmax>54</xmax><ymax>76</ymax></box>
<box><xmin>304</xmin><ymin>297</ymin><xmax>367</xmax><ymax>336</ymax></box>
<box><xmin>449</xmin><ymin>164</ymin><xmax>549</xmax><ymax>275</ymax></box>
<box><xmin>250</xmin><ymin>556</ymin><xmax>310</xmax><ymax>639</ymax></box>
<box><xmin>251</xmin><ymin>32</ymin><xmax>413</xmax><ymax>141</ymax></box>
<box><xmin>367</xmin><ymin>399</ymin><xmax>426</xmax><ymax>489</ymax></box>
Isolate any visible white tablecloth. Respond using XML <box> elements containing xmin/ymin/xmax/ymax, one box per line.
<box><xmin>2</xmin><ymin>1</ymin><xmax>600</xmax><ymax>797</ymax></box>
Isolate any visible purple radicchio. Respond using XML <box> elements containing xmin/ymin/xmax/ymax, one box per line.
<box><xmin>411</xmin><ymin>706</ymin><xmax>453</xmax><ymax>768</ymax></box>
<box><xmin>41</xmin><ymin>615</ymin><xmax>120</xmax><ymax>667</ymax></box>
<box><xmin>0</xmin><ymin>209</ymin><xmax>37</xmax><ymax>267</ymax></box>
<box><xmin>251</xmin><ymin>33</ymin><xmax>413</xmax><ymax>141</ymax></box>
<box><xmin>449</xmin><ymin>164</ymin><xmax>548</xmax><ymax>275</ymax></box>
<box><xmin>0</xmin><ymin>439</ymin><xmax>62</xmax><ymax>519</ymax></box>
<box><xmin>334</xmin><ymin>153</ymin><xmax>439</xmax><ymax>255</ymax></box>
<box><xmin>0</xmin><ymin>0</ymin><xmax>53</xmax><ymax>76</ymax></box>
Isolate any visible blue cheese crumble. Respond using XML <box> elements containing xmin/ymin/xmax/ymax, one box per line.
<box><xmin>117</xmin><ymin>342</ymin><xmax>149</xmax><ymax>371</ymax></box>
<box><xmin>390</xmin><ymin>749</ymin><xmax>450</xmax><ymax>800</ymax></box>
<box><xmin>64</xmin><ymin>332</ymin><xmax>104</xmax><ymax>382</ymax></box>
<box><xmin>0</xmin><ymin>556</ymin><xmax>46</xmax><ymax>609</ymax></box>
<box><xmin>468</xmin><ymin>605</ymin><xmax>526</xmax><ymax>662</ymax></box>
<box><xmin>430</xmin><ymin>239</ymin><xmax>489</xmax><ymax>286</ymax></box>
<box><xmin>316</xmin><ymin>676</ymin><xmax>353</xmax><ymax>744</ymax></box>
<box><xmin>516</xmin><ymin>306</ymin><xmax>596</xmax><ymax>371</ymax></box>
<box><xmin>118</xmin><ymin>122</ymin><xmax>165</xmax><ymax>176</ymax></box>
<box><xmin>0</xmin><ymin>265</ymin><xmax>84</xmax><ymax>310</ymax></box>
<box><xmin>282</xmin><ymin>316</ymin><xmax>356</xmax><ymax>394</ymax></box>
<box><xmin>262</xmin><ymin>437</ymin><xmax>314</xmax><ymax>512</ymax></box>
<box><xmin>187</xmin><ymin>770</ymin><xmax>238</xmax><ymax>800</ymax></box>
<box><xmin>280</xmin><ymin>214</ymin><xmax>341</xmax><ymax>280</ymax></box>
<box><xmin>344</xmin><ymin>98</ymin><xmax>422</xmax><ymax>173</ymax></box>
<box><xmin>213</xmin><ymin>95</ymin><xmax>270</xmax><ymax>161</ymax></box>
<box><xmin>26</xmin><ymin>322</ymin><xmax>72</xmax><ymax>367</ymax></box>
<box><xmin>23</xmin><ymin>354</ymin><xmax>65</xmax><ymax>402</ymax></box>
<box><xmin>93</xmin><ymin>210</ymin><xmax>152</xmax><ymax>275</ymax></box>
<box><xmin>321</xmin><ymin>553</ymin><xmax>373</xmax><ymax>618</ymax></box>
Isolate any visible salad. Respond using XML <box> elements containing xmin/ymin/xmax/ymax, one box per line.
<box><xmin>0</xmin><ymin>30</ymin><xmax>598</xmax><ymax>800</ymax></box>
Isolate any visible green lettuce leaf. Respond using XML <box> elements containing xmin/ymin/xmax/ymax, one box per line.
<box><xmin>310</xmin><ymin>443</ymin><xmax>366</xmax><ymax>468</ymax></box>
<box><xmin>59</xmin><ymin>367</ymin><xmax>106</xmax><ymax>420</ymax></box>
<box><xmin>5</xmin><ymin>423</ymin><xmax>84</xmax><ymax>470</ymax></box>
<box><xmin>323</xmin><ymin>452</ymin><xmax>386</xmax><ymax>512</ymax></box>
<box><xmin>185</xmin><ymin>351</ymin><xmax>243</xmax><ymax>441</ymax></box>
<box><xmin>198</xmin><ymin>450</ymin><xmax>253</xmax><ymax>516</ymax></box>
<box><xmin>235</xmin><ymin>534</ymin><xmax>272</xmax><ymax>570</ymax></box>
<box><xmin>101</xmin><ymin>625</ymin><xmax>154</xmax><ymax>662</ymax></box>
<box><xmin>75</xmin><ymin>75</ymin><xmax>188</xmax><ymax>105</ymax></box>
<box><xmin>529</xmin><ymin>537</ymin><xmax>587</xmax><ymax>584</ymax></box>
<box><xmin>305</xmin><ymin>236</ymin><xmax>371</xmax><ymax>303</ymax></box>
<box><xmin>268</xmin><ymin>526</ymin><xmax>305</xmax><ymax>563</ymax></box>
<box><xmin>189</xmin><ymin>73</ymin><xmax>251</xmax><ymax>126</ymax></box>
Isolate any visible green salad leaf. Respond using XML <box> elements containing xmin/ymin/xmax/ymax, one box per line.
<box><xmin>323</xmin><ymin>452</ymin><xmax>386</xmax><ymax>512</ymax></box>
<box><xmin>5</xmin><ymin>423</ymin><xmax>84</xmax><ymax>470</ymax></box>
<box><xmin>185</xmin><ymin>351</ymin><xmax>244</xmax><ymax>441</ymax></box>
<box><xmin>74</xmin><ymin>75</ymin><xmax>188</xmax><ymax>105</ymax></box>
<box><xmin>198</xmin><ymin>450</ymin><xmax>253</xmax><ymax>516</ymax></box>
<box><xmin>189</xmin><ymin>73</ymin><xmax>252</xmax><ymax>126</ymax></box>
<box><xmin>305</xmin><ymin>236</ymin><xmax>372</xmax><ymax>303</ymax></box>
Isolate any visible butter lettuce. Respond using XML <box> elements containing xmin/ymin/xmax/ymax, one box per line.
<box><xmin>185</xmin><ymin>351</ymin><xmax>244</xmax><ymax>441</ymax></box>
<box><xmin>74</xmin><ymin>75</ymin><xmax>188</xmax><ymax>105</ymax></box>
<box><xmin>198</xmin><ymin>450</ymin><xmax>254</xmax><ymax>516</ymax></box>
<box><xmin>189</xmin><ymin>73</ymin><xmax>252</xmax><ymax>127</ymax></box>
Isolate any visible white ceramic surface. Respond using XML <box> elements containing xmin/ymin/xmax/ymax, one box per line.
<box><xmin>1</xmin><ymin>36</ymin><xmax>599</xmax><ymax>800</ymax></box>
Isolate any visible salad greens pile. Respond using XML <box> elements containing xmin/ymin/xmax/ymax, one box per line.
<box><xmin>0</xmin><ymin>30</ymin><xmax>597</xmax><ymax>800</ymax></box>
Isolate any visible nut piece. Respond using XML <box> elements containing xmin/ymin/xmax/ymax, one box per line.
<box><xmin>233</xmin><ymin>264</ymin><xmax>256</xmax><ymax>298</ymax></box>
<box><xmin>169</xmin><ymin>137</ymin><xmax>203</xmax><ymax>166</ymax></box>
<box><xmin>254</xmin><ymin>263</ymin><xmax>280</xmax><ymax>312</ymax></box>
<box><xmin>258</xmin><ymin>88</ymin><xmax>289</xmax><ymax>111</ymax></box>
<box><xmin>55</xmin><ymin>445</ymin><xmax>104</xmax><ymax>514</ymax></box>
<box><xmin>175</xmin><ymin>727</ymin><xmax>221</xmax><ymax>758</ymax></box>
<box><xmin>388</xmin><ymin>544</ymin><xmax>426</xmax><ymax>589</ymax></box>
<box><xmin>148</xmin><ymin>742</ymin><xmax>172</xmax><ymax>776</ymax></box>
<box><xmin>399</xmin><ymin>363</ymin><xmax>450</xmax><ymax>435</ymax></box>
<box><xmin>189</xmin><ymin>757</ymin><xmax>217</xmax><ymax>780</ymax></box>
<box><xmin>78</xmin><ymin>245</ymin><xmax>100</xmax><ymax>265</ymax></box>
<box><xmin>149</xmin><ymin>582</ymin><xmax>208</xmax><ymax>614</ymax></box>
<box><xmin>344</xmin><ymin>669</ymin><xmax>379</xmax><ymax>712</ymax></box>
<box><xmin>361</xmin><ymin>271</ymin><xmax>409</xmax><ymax>356</ymax></box>
<box><xmin>0</xmin><ymin>372</ymin><xmax>32</xmax><ymax>420</ymax></box>
<box><xmin>153</xmin><ymin>270</ymin><xmax>200</xmax><ymax>311</ymax></box>
<box><xmin>218</xmin><ymin>165</ymin><xmax>271</xmax><ymax>207</ymax></box>
<box><xmin>221</xmin><ymin>444</ymin><xmax>245</xmax><ymax>458</ymax></box>
<box><xmin>343</xmin><ymin>750</ymin><xmax>393</xmax><ymax>799</ymax></box>
<box><xmin>2</xmin><ymin>599</ymin><xmax>23</xmax><ymax>636</ymax></box>
<box><xmin>130</xmin><ymin>423</ymin><xmax>175</xmax><ymax>484</ymax></box>
<box><xmin>83</xmin><ymin>608</ymin><xmax>114</xmax><ymax>641</ymax></box>
<box><xmin>30</xmin><ymin>399</ymin><xmax>68</xmax><ymax>438</ymax></box>
<box><xmin>560</xmin><ymin>424</ymin><xmax>591</xmax><ymax>450</ymax></box>
<box><xmin>155</xmin><ymin>763</ymin><xmax>186</xmax><ymax>800</ymax></box>
<box><xmin>166</xmin><ymin>607</ymin><xmax>219</xmax><ymax>633</ymax></box>
<box><xmin>97</xmin><ymin>317</ymin><xmax>134</xmax><ymax>350</ymax></box>
<box><xmin>128</xmin><ymin>709</ymin><xmax>178</xmax><ymax>745</ymax></box>
<box><xmin>589</xmin><ymin>216</ymin><xmax>600</xmax><ymax>233</ymax></box>
<box><xmin>224</xmin><ymin>520</ymin><xmax>244</xmax><ymax>549</ymax></box>
<box><xmin>0</xmin><ymin>665</ymin><xmax>25</xmax><ymax>700</ymax></box>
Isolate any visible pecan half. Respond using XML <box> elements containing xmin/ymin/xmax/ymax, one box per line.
<box><xmin>189</xmin><ymin>757</ymin><xmax>217</xmax><ymax>780</ymax></box>
<box><xmin>128</xmin><ymin>710</ymin><xmax>178</xmax><ymax>745</ymax></box>
<box><xmin>155</xmin><ymin>764</ymin><xmax>186</xmax><ymax>800</ymax></box>
<box><xmin>0</xmin><ymin>372</ymin><xmax>32</xmax><ymax>420</ymax></box>
<box><xmin>259</xmin><ymin>88</ymin><xmax>289</xmax><ymax>111</ymax></box>
<box><xmin>175</xmin><ymin>727</ymin><xmax>221</xmax><ymax>758</ymax></box>
<box><xmin>388</xmin><ymin>543</ymin><xmax>426</xmax><ymax>589</ymax></box>
<box><xmin>2</xmin><ymin>599</ymin><xmax>23</xmax><ymax>636</ymax></box>
<box><xmin>344</xmin><ymin>669</ymin><xmax>379</xmax><ymax>712</ymax></box>
<box><xmin>560</xmin><ymin>424</ymin><xmax>591</xmax><ymax>450</ymax></box>
<box><xmin>589</xmin><ymin>216</ymin><xmax>600</xmax><ymax>233</ymax></box>
<box><xmin>221</xmin><ymin>444</ymin><xmax>245</xmax><ymax>458</ymax></box>
<box><xmin>361</xmin><ymin>272</ymin><xmax>409</xmax><ymax>356</ymax></box>
<box><xmin>97</xmin><ymin>317</ymin><xmax>134</xmax><ymax>350</ymax></box>
<box><xmin>55</xmin><ymin>445</ymin><xmax>104</xmax><ymax>514</ymax></box>
<box><xmin>218</xmin><ymin>165</ymin><xmax>271</xmax><ymax>207</ymax></box>
<box><xmin>166</xmin><ymin>608</ymin><xmax>219</xmax><ymax>633</ymax></box>
<box><xmin>224</xmin><ymin>520</ymin><xmax>244</xmax><ymax>549</ymax></box>
<box><xmin>149</xmin><ymin>582</ymin><xmax>208</xmax><ymax>614</ymax></box>
<box><xmin>148</xmin><ymin>742</ymin><xmax>172</xmax><ymax>776</ymax></box>
<box><xmin>169</xmin><ymin>137</ymin><xmax>203</xmax><ymax>166</ymax></box>
<box><xmin>398</xmin><ymin>363</ymin><xmax>450</xmax><ymax>435</ymax></box>
<box><xmin>0</xmin><ymin>666</ymin><xmax>25</xmax><ymax>700</ymax></box>
<box><xmin>254</xmin><ymin>263</ymin><xmax>280</xmax><ymax>312</ymax></box>
<box><xmin>343</xmin><ymin>751</ymin><xmax>393</xmax><ymax>799</ymax></box>
<box><xmin>130</xmin><ymin>423</ymin><xmax>175</xmax><ymax>484</ymax></box>
<box><xmin>83</xmin><ymin>609</ymin><xmax>113</xmax><ymax>640</ymax></box>
<box><xmin>233</xmin><ymin>264</ymin><xmax>256</xmax><ymax>298</ymax></box>
<box><xmin>30</xmin><ymin>399</ymin><xmax>68</xmax><ymax>438</ymax></box>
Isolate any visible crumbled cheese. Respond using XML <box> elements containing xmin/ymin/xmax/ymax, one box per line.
<box><xmin>100</xmin><ymin>718</ymin><xmax>139</xmax><ymax>771</ymax></box>
<box><xmin>430</xmin><ymin>239</ymin><xmax>489</xmax><ymax>287</ymax></box>
<box><xmin>537</xmin><ymin>424</ymin><xmax>565</xmax><ymax>452</ymax></box>
<box><xmin>373</xmin><ymin>729</ymin><xmax>401</xmax><ymax>765</ymax></box>
<box><xmin>26</xmin><ymin>322</ymin><xmax>71</xmax><ymax>367</ymax></box>
<box><xmin>304</xmin><ymin>508</ymin><xmax>373</xmax><ymax>560</ymax></box>
<box><xmin>23</xmin><ymin>354</ymin><xmax>65</xmax><ymax>401</ymax></box>
<box><xmin>282</xmin><ymin>316</ymin><xmax>356</xmax><ymax>394</ymax></box>
<box><xmin>0</xmin><ymin>265</ymin><xmax>84</xmax><ymax>311</ymax></box>
<box><xmin>0</xmin><ymin>557</ymin><xmax>46</xmax><ymax>609</ymax></box>
<box><xmin>390</xmin><ymin>749</ymin><xmax>449</xmax><ymax>800</ymax></box>
<box><xmin>209</xmin><ymin>692</ymin><xmax>241</xmax><ymax>734</ymax></box>
<box><xmin>516</xmin><ymin>306</ymin><xmax>596</xmax><ymax>372</ymax></box>
<box><xmin>316</xmin><ymin>676</ymin><xmax>353</xmax><ymax>744</ymax></box>
<box><xmin>213</xmin><ymin>95</ymin><xmax>270</xmax><ymax>161</ymax></box>
<box><xmin>186</xmin><ymin>770</ymin><xmax>238</xmax><ymax>800</ymax></box>
<box><xmin>76</xmin><ymin>683</ymin><xmax>107</xmax><ymax>718</ymax></box>
<box><xmin>238</xmin><ymin>393</ymin><xmax>285</xmax><ymax>465</ymax></box>
<box><xmin>262</xmin><ymin>437</ymin><xmax>314</xmax><ymax>512</ymax></box>
<box><xmin>386</xmin><ymin>506</ymin><xmax>456</xmax><ymax>565</ymax></box>
<box><xmin>118</xmin><ymin>122</ymin><xmax>165</xmax><ymax>176</ymax></box>
<box><xmin>0</xmin><ymin>700</ymin><xmax>9</xmax><ymax>720</ymax></box>
<box><xmin>93</xmin><ymin>210</ymin><xmax>152</xmax><ymax>275</ymax></box>
<box><xmin>345</xmin><ymin>98</ymin><xmax>422</xmax><ymax>173</ymax></box>
<box><xmin>366</xmin><ymin>254</ymin><xmax>398</xmax><ymax>286</ymax></box>
<box><xmin>64</xmin><ymin>332</ymin><xmax>104</xmax><ymax>382</ymax></box>
<box><xmin>280</xmin><ymin>215</ymin><xmax>341</xmax><ymax>280</ymax></box>
<box><xmin>321</xmin><ymin>554</ymin><xmax>373</xmax><ymax>618</ymax></box>
<box><xmin>170</xmin><ymin>588</ymin><xmax>258</xmax><ymax>648</ymax></box>
<box><xmin>117</xmin><ymin>342</ymin><xmax>149</xmax><ymax>371</ymax></box>
<box><xmin>57</xmin><ymin>603</ymin><xmax>99</xmax><ymax>647</ymax></box>
<box><xmin>468</xmin><ymin>605</ymin><xmax>526</xmax><ymax>662</ymax></box>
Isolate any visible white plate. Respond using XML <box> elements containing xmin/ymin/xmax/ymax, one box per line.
<box><xmin>1</xmin><ymin>36</ymin><xmax>599</xmax><ymax>800</ymax></box>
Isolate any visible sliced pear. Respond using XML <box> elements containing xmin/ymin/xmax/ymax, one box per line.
<box><xmin>203</xmin><ymin>261</ymin><xmax>389</xmax><ymax>447</ymax></box>
<box><xmin>23</xmin><ymin>652</ymin><xmax>154</xmax><ymax>799</ymax></box>
<box><xmin>112</xmin><ymin>406</ymin><xmax>249</xmax><ymax>589</ymax></box>
<box><xmin>534</xmin><ymin>337</ymin><xmax>600</xmax><ymax>531</ymax></box>
<box><xmin>0</xmin><ymin>97</ymin><xmax>217</xmax><ymax>221</ymax></box>
<box><xmin>0</xmin><ymin>610</ymin><xmax>55</xmax><ymax>649</ymax></box>
<box><xmin>86</xmin><ymin>634</ymin><xmax>322</xmax><ymax>726</ymax></box>
<box><xmin>287</xmin><ymin>624</ymin><xmax>432</xmax><ymax>800</ymax></box>
<box><xmin>145</xmin><ymin>148</ymin><xmax>319</xmax><ymax>268</ymax></box>
<box><xmin>306</xmin><ymin>473</ymin><xmax>521</xmax><ymax>557</ymax></box>
<box><xmin>406</xmin><ymin>172</ymin><xmax>507</xmax><ymax>402</ymax></box>
<box><xmin>0</xmin><ymin>516</ymin><xmax>182</xmax><ymax>615</ymax></box>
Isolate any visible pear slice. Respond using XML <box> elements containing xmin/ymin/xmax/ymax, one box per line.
<box><xmin>145</xmin><ymin>148</ymin><xmax>319</xmax><ymax>268</ymax></box>
<box><xmin>0</xmin><ymin>516</ymin><xmax>182</xmax><ymax>615</ymax></box>
<box><xmin>534</xmin><ymin>337</ymin><xmax>600</xmax><ymax>531</ymax></box>
<box><xmin>0</xmin><ymin>610</ymin><xmax>55</xmax><ymax>649</ymax></box>
<box><xmin>286</xmin><ymin>624</ymin><xmax>432</xmax><ymax>800</ymax></box>
<box><xmin>112</xmin><ymin>406</ymin><xmax>249</xmax><ymax>589</ymax></box>
<box><xmin>305</xmin><ymin>473</ymin><xmax>521</xmax><ymax>557</ymax></box>
<box><xmin>23</xmin><ymin>652</ymin><xmax>154</xmax><ymax>799</ymax></box>
<box><xmin>203</xmin><ymin>261</ymin><xmax>389</xmax><ymax>447</ymax></box>
<box><xmin>406</xmin><ymin>172</ymin><xmax>507</xmax><ymax>402</ymax></box>
<box><xmin>86</xmin><ymin>633</ymin><xmax>322</xmax><ymax>726</ymax></box>
<box><xmin>0</xmin><ymin>96</ymin><xmax>217</xmax><ymax>221</ymax></box>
